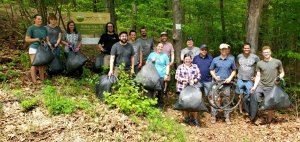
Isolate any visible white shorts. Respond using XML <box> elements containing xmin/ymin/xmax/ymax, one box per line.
<box><xmin>28</xmin><ymin>47</ymin><xmax>37</xmax><ymax>54</ymax></box>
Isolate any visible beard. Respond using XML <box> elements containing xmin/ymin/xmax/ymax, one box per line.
<box><xmin>120</xmin><ymin>39</ymin><xmax>127</xmax><ymax>44</ymax></box>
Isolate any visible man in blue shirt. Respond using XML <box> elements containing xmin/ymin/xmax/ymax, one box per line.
<box><xmin>209</xmin><ymin>43</ymin><xmax>237</xmax><ymax>125</ymax></box>
<box><xmin>193</xmin><ymin>44</ymin><xmax>213</xmax><ymax>96</ymax></box>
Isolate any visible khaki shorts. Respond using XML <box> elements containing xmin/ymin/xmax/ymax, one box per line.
<box><xmin>103</xmin><ymin>55</ymin><xmax>110</xmax><ymax>67</ymax></box>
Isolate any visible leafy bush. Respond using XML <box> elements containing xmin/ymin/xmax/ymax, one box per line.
<box><xmin>0</xmin><ymin>72</ymin><xmax>6</xmax><ymax>81</ymax></box>
<box><xmin>77</xmin><ymin>99</ymin><xmax>91</xmax><ymax>111</ymax></box>
<box><xmin>21</xmin><ymin>98</ymin><xmax>38</xmax><ymax>111</ymax></box>
<box><xmin>42</xmin><ymin>85</ymin><xmax>76</xmax><ymax>115</ymax></box>
<box><xmin>104</xmin><ymin>65</ymin><xmax>159</xmax><ymax>116</ymax></box>
<box><xmin>19</xmin><ymin>53</ymin><xmax>31</xmax><ymax>68</ymax></box>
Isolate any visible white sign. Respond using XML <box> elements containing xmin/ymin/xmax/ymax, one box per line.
<box><xmin>175</xmin><ymin>24</ymin><xmax>181</xmax><ymax>30</ymax></box>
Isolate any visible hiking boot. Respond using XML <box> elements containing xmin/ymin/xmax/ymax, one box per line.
<box><xmin>225</xmin><ymin>118</ymin><xmax>232</xmax><ymax>125</ymax></box>
<box><xmin>192</xmin><ymin>119</ymin><xmax>200</xmax><ymax>127</ymax></box>
<box><xmin>211</xmin><ymin>117</ymin><xmax>216</xmax><ymax>124</ymax></box>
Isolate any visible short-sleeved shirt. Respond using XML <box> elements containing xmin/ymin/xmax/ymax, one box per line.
<box><xmin>45</xmin><ymin>25</ymin><xmax>61</xmax><ymax>45</ymax></box>
<box><xmin>136</xmin><ymin>37</ymin><xmax>154</xmax><ymax>61</ymax></box>
<box><xmin>175</xmin><ymin>64</ymin><xmax>201</xmax><ymax>92</ymax></box>
<box><xmin>162</xmin><ymin>42</ymin><xmax>174</xmax><ymax>60</ymax></box>
<box><xmin>209</xmin><ymin>56</ymin><xmax>237</xmax><ymax>80</ymax></box>
<box><xmin>228</xmin><ymin>54</ymin><xmax>235</xmax><ymax>61</ymax></box>
<box><xmin>26</xmin><ymin>25</ymin><xmax>48</xmax><ymax>49</ymax></box>
<box><xmin>237</xmin><ymin>53</ymin><xmax>260</xmax><ymax>80</ymax></box>
<box><xmin>256</xmin><ymin>58</ymin><xmax>283</xmax><ymax>87</ymax></box>
<box><xmin>147</xmin><ymin>52</ymin><xmax>170</xmax><ymax>78</ymax></box>
<box><xmin>128</xmin><ymin>40</ymin><xmax>142</xmax><ymax>65</ymax></box>
<box><xmin>111</xmin><ymin>42</ymin><xmax>134</xmax><ymax>70</ymax></box>
<box><xmin>63</xmin><ymin>32</ymin><xmax>82</xmax><ymax>48</ymax></box>
<box><xmin>193</xmin><ymin>54</ymin><xmax>213</xmax><ymax>82</ymax></box>
<box><xmin>180</xmin><ymin>47</ymin><xmax>200</xmax><ymax>60</ymax></box>
<box><xmin>98</xmin><ymin>33</ymin><xmax>119</xmax><ymax>55</ymax></box>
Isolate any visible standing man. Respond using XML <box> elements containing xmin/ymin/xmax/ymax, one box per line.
<box><xmin>128</xmin><ymin>30</ymin><xmax>143</xmax><ymax>74</ymax></box>
<box><xmin>137</xmin><ymin>27</ymin><xmax>154</xmax><ymax>65</ymax></box>
<box><xmin>108</xmin><ymin>31</ymin><xmax>135</xmax><ymax>77</ymax></box>
<box><xmin>193</xmin><ymin>44</ymin><xmax>213</xmax><ymax>97</ymax></box>
<box><xmin>180</xmin><ymin>37</ymin><xmax>200</xmax><ymax>61</ymax></box>
<box><xmin>209</xmin><ymin>43</ymin><xmax>237</xmax><ymax>125</ymax></box>
<box><xmin>236</xmin><ymin>43</ymin><xmax>260</xmax><ymax>114</ymax></box>
<box><xmin>160</xmin><ymin>32</ymin><xmax>175</xmax><ymax>67</ymax></box>
<box><xmin>97</xmin><ymin>22</ymin><xmax>119</xmax><ymax>67</ymax></box>
<box><xmin>251</xmin><ymin>46</ymin><xmax>284</xmax><ymax>124</ymax></box>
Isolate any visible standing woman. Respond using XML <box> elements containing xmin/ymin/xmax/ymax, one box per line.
<box><xmin>45</xmin><ymin>15</ymin><xmax>61</xmax><ymax>58</ymax></box>
<box><xmin>175</xmin><ymin>54</ymin><xmax>201</xmax><ymax>126</ymax></box>
<box><xmin>61</xmin><ymin>20</ymin><xmax>83</xmax><ymax>75</ymax></box>
<box><xmin>146</xmin><ymin>42</ymin><xmax>170</xmax><ymax>108</ymax></box>
<box><xmin>25</xmin><ymin>14</ymin><xmax>49</xmax><ymax>83</ymax></box>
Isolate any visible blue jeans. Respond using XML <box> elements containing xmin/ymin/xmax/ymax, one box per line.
<box><xmin>236</xmin><ymin>79</ymin><xmax>253</xmax><ymax>95</ymax></box>
<box><xmin>198</xmin><ymin>81</ymin><xmax>212</xmax><ymax>96</ymax></box>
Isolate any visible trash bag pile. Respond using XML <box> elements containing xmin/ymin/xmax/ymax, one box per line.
<box><xmin>48</xmin><ymin>56</ymin><xmax>64</xmax><ymax>73</ymax></box>
<box><xmin>174</xmin><ymin>86</ymin><xmax>208</xmax><ymax>112</ymax></box>
<box><xmin>32</xmin><ymin>45</ymin><xmax>54</xmax><ymax>66</ymax></box>
<box><xmin>95</xmin><ymin>75</ymin><xmax>118</xmax><ymax>99</ymax></box>
<box><xmin>66</xmin><ymin>52</ymin><xmax>87</xmax><ymax>73</ymax></box>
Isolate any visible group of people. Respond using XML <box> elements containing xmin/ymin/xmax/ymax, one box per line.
<box><xmin>25</xmin><ymin>15</ymin><xmax>285</xmax><ymax>127</ymax></box>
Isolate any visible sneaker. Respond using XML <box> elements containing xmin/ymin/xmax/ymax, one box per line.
<box><xmin>211</xmin><ymin>117</ymin><xmax>216</xmax><ymax>124</ymax></box>
<box><xmin>225</xmin><ymin>118</ymin><xmax>232</xmax><ymax>125</ymax></box>
<box><xmin>192</xmin><ymin>119</ymin><xmax>200</xmax><ymax>127</ymax></box>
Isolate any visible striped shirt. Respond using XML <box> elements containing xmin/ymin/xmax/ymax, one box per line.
<box><xmin>175</xmin><ymin>64</ymin><xmax>201</xmax><ymax>92</ymax></box>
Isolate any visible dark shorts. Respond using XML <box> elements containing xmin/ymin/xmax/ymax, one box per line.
<box><xmin>254</xmin><ymin>86</ymin><xmax>273</xmax><ymax>102</ymax></box>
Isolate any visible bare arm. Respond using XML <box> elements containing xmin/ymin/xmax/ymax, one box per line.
<box><xmin>25</xmin><ymin>35</ymin><xmax>39</xmax><ymax>43</ymax></box>
<box><xmin>251</xmin><ymin>71</ymin><xmax>261</xmax><ymax>92</ymax></box>
<box><xmin>131</xmin><ymin>55</ymin><xmax>135</xmax><ymax>74</ymax></box>
<box><xmin>225</xmin><ymin>70</ymin><xmax>236</xmax><ymax>83</ymax></box>
<box><xmin>170</xmin><ymin>51</ymin><xmax>175</xmax><ymax>64</ymax></box>
<box><xmin>108</xmin><ymin>55</ymin><xmax>115</xmax><ymax>76</ymax></box>
<box><xmin>210</xmin><ymin>70</ymin><xmax>219</xmax><ymax>81</ymax></box>
<box><xmin>139</xmin><ymin>50</ymin><xmax>143</xmax><ymax>68</ymax></box>
<box><xmin>55</xmin><ymin>32</ymin><xmax>62</xmax><ymax>47</ymax></box>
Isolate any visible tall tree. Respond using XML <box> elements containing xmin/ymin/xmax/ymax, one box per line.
<box><xmin>172</xmin><ymin>0</ymin><xmax>182</xmax><ymax>66</ymax></box>
<box><xmin>220</xmin><ymin>0</ymin><xmax>226</xmax><ymax>42</ymax></box>
<box><xmin>107</xmin><ymin>0</ymin><xmax>117</xmax><ymax>32</ymax></box>
<box><xmin>246</xmin><ymin>0</ymin><xmax>268</xmax><ymax>53</ymax></box>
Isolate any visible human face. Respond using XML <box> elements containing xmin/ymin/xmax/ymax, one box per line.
<box><xmin>262</xmin><ymin>49</ymin><xmax>271</xmax><ymax>59</ymax></box>
<box><xmin>156</xmin><ymin>43</ymin><xmax>163</xmax><ymax>53</ymax></box>
<box><xmin>187</xmin><ymin>40</ymin><xmax>193</xmax><ymax>48</ymax></box>
<box><xmin>200</xmin><ymin>48</ymin><xmax>207</xmax><ymax>56</ymax></box>
<box><xmin>129</xmin><ymin>32</ymin><xmax>136</xmax><ymax>41</ymax></box>
<box><xmin>243</xmin><ymin>45</ymin><xmax>251</xmax><ymax>55</ymax></box>
<box><xmin>183</xmin><ymin>56</ymin><xmax>192</xmax><ymax>66</ymax></box>
<box><xmin>119</xmin><ymin>33</ymin><xmax>128</xmax><ymax>44</ymax></box>
<box><xmin>49</xmin><ymin>19</ymin><xmax>57</xmax><ymax>26</ymax></box>
<box><xmin>140</xmin><ymin>29</ymin><xmax>147</xmax><ymax>37</ymax></box>
<box><xmin>107</xmin><ymin>24</ymin><xmax>114</xmax><ymax>33</ymax></box>
<box><xmin>160</xmin><ymin>35</ymin><xmax>168</xmax><ymax>42</ymax></box>
<box><xmin>68</xmin><ymin>23</ymin><xmax>75</xmax><ymax>32</ymax></box>
<box><xmin>220</xmin><ymin>48</ymin><xmax>228</xmax><ymax>56</ymax></box>
<box><xmin>34</xmin><ymin>16</ymin><xmax>43</xmax><ymax>26</ymax></box>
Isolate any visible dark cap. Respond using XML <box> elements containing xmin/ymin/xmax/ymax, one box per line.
<box><xmin>187</xmin><ymin>37</ymin><xmax>193</xmax><ymax>41</ymax></box>
<box><xmin>199</xmin><ymin>44</ymin><xmax>207</xmax><ymax>49</ymax></box>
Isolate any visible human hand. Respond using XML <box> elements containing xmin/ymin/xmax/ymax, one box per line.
<box><xmin>108</xmin><ymin>70</ymin><xmax>113</xmax><ymax>76</ymax></box>
<box><xmin>169</xmin><ymin>62</ymin><xmax>174</xmax><ymax>67</ymax></box>
<box><xmin>189</xmin><ymin>80</ymin><xmax>195</xmax><ymax>86</ymax></box>
<box><xmin>74</xmin><ymin>47</ymin><xmax>80</xmax><ymax>52</ymax></box>
<box><xmin>54</xmin><ymin>43</ymin><xmax>59</xmax><ymax>48</ymax></box>
<box><xmin>250</xmin><ymin>86</ymin><xmax>256</xmax><ymax>93</ymax></box>
<box><xmin>130</xmin><ymin>68</ymin><xmax>135</xmax><ymax>75</ymax></box>
<box><xmin>224</xmin><ymin>77</ymin><xmax>232</xmax><ymax>83</ymax></box>
<box><xmin>138</xmin><ymin>63</ymin><xmax>143</xmax><ymax>69</ymax></box>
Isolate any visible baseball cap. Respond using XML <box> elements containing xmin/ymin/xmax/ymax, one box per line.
<box><xmin>187</xmin><ymin>37</ymin><xmax>193</xmax><ymax>41</ymax></box>
<box><xmin>199</xmin><ymin>44</ymin><xmax>207</xmax><ymax>49</ymax></box>
<box><xmin>160</xmin><ymin>32</ymin><xmax>167</xmax><ymax>36</ymax></box>
<box><xmin>219</xmin><ymin>43</ymin><xmax>230</xmax><ymax>49</ymax></box>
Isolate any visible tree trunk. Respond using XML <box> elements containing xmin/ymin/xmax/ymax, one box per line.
<box><xmin>36</xmin><ymin>0</ymin><xmax>47</xmax><ymax>25</ymax></box>
<box><xmin>172</xmin><ymin>0</ymin><xmax>183</xmax><ymax>66</ymax></box>
<box><xmin>107</xmin><ymin>0</ymin><xmax>117</xmax><ymax>32</ymax></box>
<box><xmin>131</xmin><ymin>0</ymin><xmax>137</xmax><ymax>31</ymax></box>
<box><xmin>220</xmin><ymin>0</ymin><xmax>226</xmax><ymax>42</ymax></box>
<box><xmin>246</xmin><ymin>0</ymin><xmax>268</xmax><ymax>53</ymax></box>
<box><xmin>93</xmin><ymin>0</ymin><xmax>98</xmax><ymax>12</ymax></box>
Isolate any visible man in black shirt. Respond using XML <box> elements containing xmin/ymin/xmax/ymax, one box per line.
<box><xmin>97</xmin><ymin>22</ymin><xmax>119</xmax><ymax>66</ymax></box>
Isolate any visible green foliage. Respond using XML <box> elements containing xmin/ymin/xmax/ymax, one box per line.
<box><xmin>104</xmin><ymin>65</ymin><xmax>160</xmax><ymax>116</ymax></box>
<box><xmin>0</xmin><ymin>101</ymin><xmax>3</xmax><ymax>116</ymax></box>
<box><xmin>0</xmin><ymin>72</ymin><xmax>6</xmax><ymax>82</ymax></box>
<box><xmin>21</xmin><ymin>98</ymin><xmax>38</xmax><ymax>111</ymax></box>
<box><xmin>77</xmin><ymin>99</ymin><xmax>91</xmax><ymax>111</ymax></box>
<box><xmin>19</xmin><ymin>53</ymin><xmax>31</xmax><ymax>68</ymax></box>
<box><xmin>147</xmin><ymin>115</ymin><xmax>186</xmax><ymax>141</ymax></box>
<box><xmin>42</xmin><ymin>85</ymin><xmax>76</xmax><ymax>115</ymax></box>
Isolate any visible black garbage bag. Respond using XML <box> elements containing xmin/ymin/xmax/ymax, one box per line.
<box><xmin>263</xmin><ymin>85</ymin><xmax>291</xmax><ymax>110</ymax></box>
<box><xmin>48</xmin><ymin>56</ymin><xmax>64</xmax><ymax>73</ymax></box>
<box><xmin>32</xmin><ymin>45</ymin><xmax>54</xmax><ymax>66</ymax></box>
<box><xmin>66</xmin><ymin>52</ymin><xmax>87</xmax><ymax>72</ymax></box>
<box><xmin>174</xmin><ymin>86</ymin><xmax>208</xmax><ymax>112</ymax></box>
<box><xmin>95</xmin><ymin>75</ymin><xmax>118</xmax><ymax>99</ymax></box>
<box><xmin>95</xmin><ymin>53</ymin><xmax>105</xmax><ymax>69</ymax></box>
<box><xmin>134</xmin><ymin>62</ymin><xmax>162</xmax><ymax>90</ymax></box>
<box><xmin>243</xmin><ymin>94</ymin><xmax>258</xmax><ymax>121</ymax></box>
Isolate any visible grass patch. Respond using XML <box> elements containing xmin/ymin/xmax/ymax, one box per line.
<box><xmin>21</xmin><ymin>98</ymin><xmax>38</xmax><ymax>111</ymax></box>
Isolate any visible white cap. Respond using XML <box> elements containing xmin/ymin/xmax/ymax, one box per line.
<box><xmin>219</xmin><ymin>43</ymin><xmax>230</xmax><ymax>49</ymax></box>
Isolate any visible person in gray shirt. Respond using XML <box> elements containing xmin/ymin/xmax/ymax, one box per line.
<box><xmin>45</xmin><ymin>15</ymin><xmax>62</xmax><ymax>58</ymax></box>
<box><xmin>128</xmin><ymin>30</ymin><xmax>143</xmax><ymax>74</ymax></box>
<box><xmin>136</xmin><ymin>27</ymin><xmax>154</xmax><ymax>64</ymax></box>
<box><xmin>180</xmin><ymin>37</ymin><xmax>200</xmax><ymax>61</ymax></box>
<box><xmin>236</xmin><ymin>43</ymin><xmax>260</xmax><ymax>114</ymax></box>
<box><xmin>251</xmin><ymin>46</ymin><xmax>285</xmax><ymax>124</ymax></box>
<box><xmin>108</xmin><ymin>31</ymin><xmax>135</xmax><ymax>77</ymax></box>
